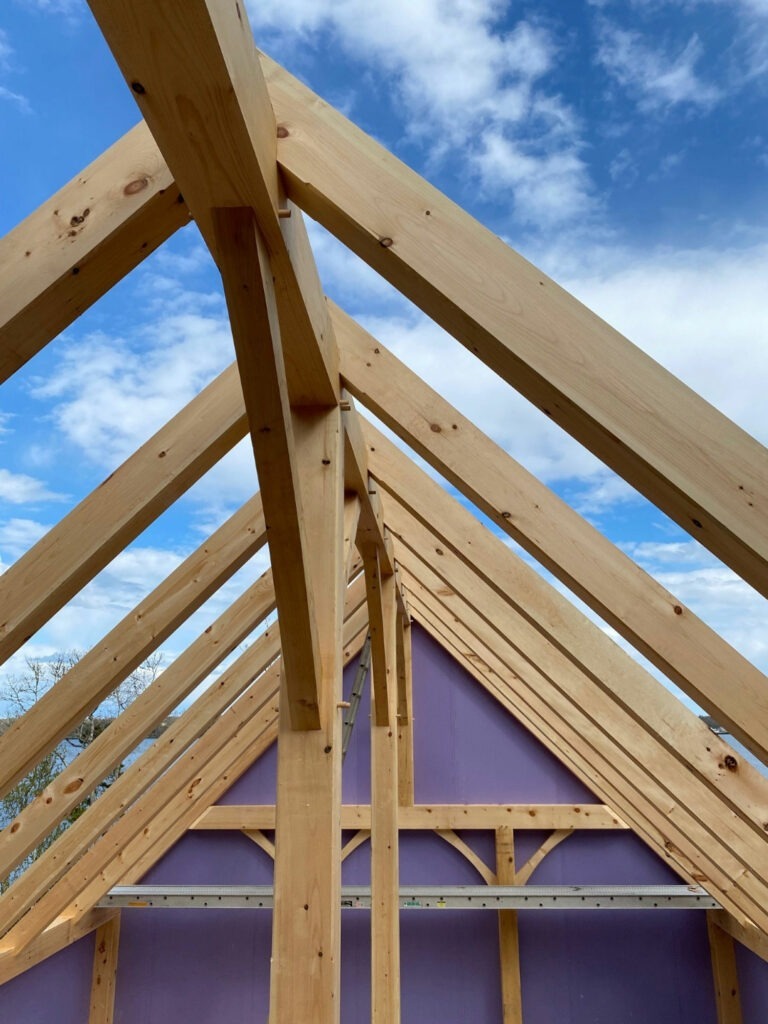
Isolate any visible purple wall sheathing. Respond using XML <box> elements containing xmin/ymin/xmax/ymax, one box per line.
<box><xmin>737</xmin><ymin>944</ymin><xmax>768</xmax><ymax>1021</ymax></box>
<box><xmin>4</xmin><ymin>624</ymin><xmax>768</xmax><ymax>1021</ymax></box>
<box><xmin>0</xmin><ymin>930</ymin><xmax>95</xmax><ymax>1022</ymax></box>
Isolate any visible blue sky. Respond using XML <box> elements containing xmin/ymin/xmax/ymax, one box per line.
<box><xmin>0</xmin><ymin>0</ymin><xmax>766</xmax><ymax>710</ymax></box>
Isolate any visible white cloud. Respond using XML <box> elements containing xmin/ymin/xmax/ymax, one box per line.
<box><xmin>0</xmin><ymin>29</ymin><xmax>13</xmax><ymax>68</ymax></box>
<box><xmin>473</xmin><ymin>133</ymin><xmax>594</xmax><ymax>228</ymax></box>
<box><xmin>571</xmin><ymin>472</ymin><xmax>640</xmax><ymax>514</ymax></box>
<box><xmin>0</xmin><ymin>85</ymin><xmax>31</xmax><ymax>113</ymax></box>
<box><xmin>31</xmin><ymin>305</ymin><xmax>235</xmax><ymax>468</ymax></box>
<box><xmin>0</xmin><ymin>29</ymin><xmax>31</xmax><ymax>113</ymax></box>
<box><xmin>355</xmin><ymin>310</ymin><xmax>607</xmax><ymax>487</ymax></box>
<box><xmin>13</xmin><ymin>0</ymin><xmax>84</xmax><ymax>15</ymax></box>
<box><xmin>250</xmin><ymin>0</ymin><xmax>595</xmax><ymax>229</ymax></box>
<box><xmin>559</xmin><ymin>241</ymin><xmax>768</xmax><ymax>446</ymax></box>
<box><xmin>0</xmin><ymin>517</ymin><xmax>49</xmax><ymax>560</ymax></box>
<box><xmin>0</xmin><ymin>468</ymin><xmax>64</xmax><ymax>505</ymax></box>
<box><xmin>597</xmin><ymin>22</ymin><xmax>722</xmax><ymax>111</ymax></box>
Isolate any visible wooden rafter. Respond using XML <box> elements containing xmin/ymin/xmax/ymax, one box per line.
<box><xmin>336</xmin><ymin>308</ymin><xmax>768</xmax><ymax>763</ymax></box>
<box><xmin>392</xmin><ymin>545</ymin><xmax>768</xmax><ymax>932</ymax></box>
<box><xmin>264</xmin><ymin>54</ymin><xmax>768</xmax><ymax>597</ymax></box>
<box><xmin>0</xmin><ymin>603</ymin><xmax>370</xmax><ymax>983</ymax></box>
<box><xmin>0</xmin><ymin>121</ymin><xmax>189</xmax><ymax>385</ymax></box>
<box><xmin>0</xmin><ymin>567</ymin><xmax>277</xmax><ymax>897</ymax></box>
<box><xmin>0</xmin><ymin>362</ymin><xmax>247</xmax><ymax>669</ymax></box>
<box><xmin>0</xmin><ymin>577</ymin><xmax>367</xmax><ymax>954</ymax></box>
<box><xmin>364</xmin><ymin>420</ymin><xmax>768</xmax><ymax>842</ymax></box>
<box><xmin>88</xmin><ymin>0</ymin><xmax>337</xmax><ymax>407</ymax></box>
<box><xmin>399</xmin><ymin>561</ymin><xmax>768</xmax><ymax>934</ymax></box>
<box><xmin>0</xmin><ymin>576</ymin><xmax>279</xmax><ymax>939</ymax></box>
<box><xmin>0</xmin><ymin>494</ymin><xmax>266</xmax><ymax>798</ymax></box>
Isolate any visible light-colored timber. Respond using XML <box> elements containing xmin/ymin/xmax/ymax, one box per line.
<box><xmin>0</xmin><ymin>363</ymin><xmax>247</xmax><ymax>670</ymax></box>
<box><xmin>265</xmin><ymin>55</ymin><xmax>768</xmax><ymax>596</ymax></box>
<box><xmin>88</xmin><ymin>914</ymin><xmax>121</xmax><ymax>1024</ymax></box>
<box><xmin>0</xmin><ymin>2</ymin><xmax>766</xmax><ymax>1015</ymax></box>
<box><xmin>0</xmin><ymin>122</ymin><xmax>189</xmax><ymax>384</ymax></box>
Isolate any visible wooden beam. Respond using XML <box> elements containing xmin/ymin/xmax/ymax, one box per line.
<box><xmin>336</xmin><ymin>308</ymin><xmax>768</xmax><ymax>764</ymax></box>
<box><xmin>269</xmin><ymin>403</ymin><xmax>345</xmax><ymax>1024</ymax></box>
<box><xmin>396</xmin><ymin>619</ymin><xmax>415</xmax><ymax>807</ymax></box>
<box><xmin>23</xmin><ymin>602</ymin><xmax>368</xmax><ymax>953</ymax></box>
<box><xmin>88</xmin><ymin>914</ymin><xmax>121</xmax><ymax>1024</ymax></box>
<box><xmin>392</xmin><ymin>531</ymin><xmax>768</xmax><ymax>926</ymax></box>
<box><xmin>88</xmin><ymin>0</ymin><xmax>337</xmax><ymax>406</ymax></box>
<box><xmin>496</xmin><ymin>827</ymin><xmax>523</xmax><ymax>1024</ymax></box>
<box><xmin>515</xmin><ymin>831</ymin><xmax>572</xmax><ymax>886</ymax></box>
<box><xmin>0</xmin><ymin>362</ymin><xmax>247</xmax><ymax>668</ymax></box>
<box><xmin>364</xmin><ymin>422</ymin><xmax>768</xmax><ymax>845</ymax></box>
<box><xmin>0</xmin><ymin>494</ymin><xmax>266</xmax><ymax>798</ymax></box>
<box><xmin>342</xmin><ymin>393</ymin><xmax>396</xmax><ymax>577</ymax></box>
<box><xmin>213</xmin><ymin>206</ymin><xmax>326</xmax><ymax>729</ymax></box>
<box><xmin>370</xmin><ymin>548</ymin><xmax>400</xmax><ymax>1024</ymax></box>
<box><xmin>363</xmin><ymin>545</ymin><xmax>392</xmax><ymax>728</ymax></box>
<box><xmin>409</xmin><ymin>590</ymin><xmax>718</xmax><ymax>887</ymax></box>
<box><xmin>0</xmin><ymin>121</ymin><xmax>188</xmax><ymax>384</ymax></box>
<box><xmin>707</xmin><ymin>912</ymin><xmax>743</xmax><ymax>1024</ymax></box>
<box><xmin>0</xmin><ymin>909</ymin><xmax>118</xmax><ymax>987</ymax></box>
<box><xmin>436</xmin><ymin>830</ymin><xmax>496</xmax><ymax>886</ymax></box>
<box><xmin>192</xmin><ymin>803</ymin><xmax>626</xmax><ymax>832</ymax></box>
<box><xmin>120</xmin><ymin>613</ymin><xmax>369</xmax><ymax>891</ymax></box>
<box><xmin>0</xmin><ymin>569</ymin><xmax>277</xmax><ymax>899</ymax></box>
<box><xmin>0</xmin><ymin>596</ymin><xmax>285</xmax><ymax>940</ymax></box>
<box><xmin>265</xmin><ymin>55</ymin><xmax>768</xmax><ymax>595</ymax></box>
<box><xmin>402</xmin><ymin>568</ymin><xmax>768</xmax><ymax>933</ymax></box>
<box><xmin>398</xmin><ymin>536</ymin><xmax>768</xmax><ymax>918</ymax></box>
<box><xmin>0</xmin><ymin>653</ymin><xmax>284</xmax><ymax>952</ymax></box>
<box><xmin>710</xmin><ymin>911</ymin><xmax>768</xmax><ymax>965</ymax></box>
<box><xmin>344</xmin><ymin>494</ymin><xmax>363</xmax><ymax>579</ymax></box>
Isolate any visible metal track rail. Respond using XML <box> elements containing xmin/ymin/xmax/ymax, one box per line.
<box><xmin>99</xmin><ymin>884</ymin><xmax>718</xmax><ymax>911</ymax></box>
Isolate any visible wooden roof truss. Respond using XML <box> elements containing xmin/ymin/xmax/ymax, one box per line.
<box><xmin>1</xmin><ymin>2</ymin><xmax>767</xmax><ymax>1020</ymax></box>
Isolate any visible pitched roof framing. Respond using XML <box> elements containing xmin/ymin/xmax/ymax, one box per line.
<box><xmin>0</xmin><ymin>0</ymin><xmax>767</xmax><ymax>1014</ymax></box>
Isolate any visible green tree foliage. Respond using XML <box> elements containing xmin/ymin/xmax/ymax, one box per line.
<box><xmin>0</xmin><ymin>652</ymin><xmax>161</xmax><ymax>892</ymax></box>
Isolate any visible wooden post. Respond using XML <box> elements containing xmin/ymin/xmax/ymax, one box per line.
<box><xmin>88</xmin><ymin>914</ymin><xmax>121</xmax><ymax>1024</ymax></box>
<box><xmin>269</xmin><ymin>407</ymin><xmax>345</xmax><ymax>1024</ymax></box>
<box><xmin>396</xmin><ymin>618</ymin><xmax>415</xmax><ymax>807</ymax></box>
<box><xmin>367</xmin><ymin>547</ymin><xmax>400</xmax><ymax>1023</ymax></box>
<box><xmin>707</xmin><ymin>912</ymin><xmax>743</xmax><ymax>1024</ymax></box>
<box><xmin>496</xmin><ymin>827</ymin><xmax>523</xmax><ymax>1024</ymax></box>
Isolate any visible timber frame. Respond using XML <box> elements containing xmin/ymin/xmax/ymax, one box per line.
<box><xmin>0</xmin><ymin>3</ymin><xmax>767</xmax><ymax>1022</ymax></box>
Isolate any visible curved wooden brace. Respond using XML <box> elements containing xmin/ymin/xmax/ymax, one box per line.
<box><xmin>242</xmin><ymin>830</ymin><xmax>275</xmax><ymax>861</ymax></box>
<box><xmin>435</xmin><ymin>829</ymin><xmax>497</xmax><ymax>886</ymax></box>
<box><xmin>516</xmin><ymin>830</ymin><xmax>572</xmax><ymax>886</ymax></box>
<box><xmin>341</xmin><ymin>830</ymin><xmax>370</xmax><ymax>862</ymax></box>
